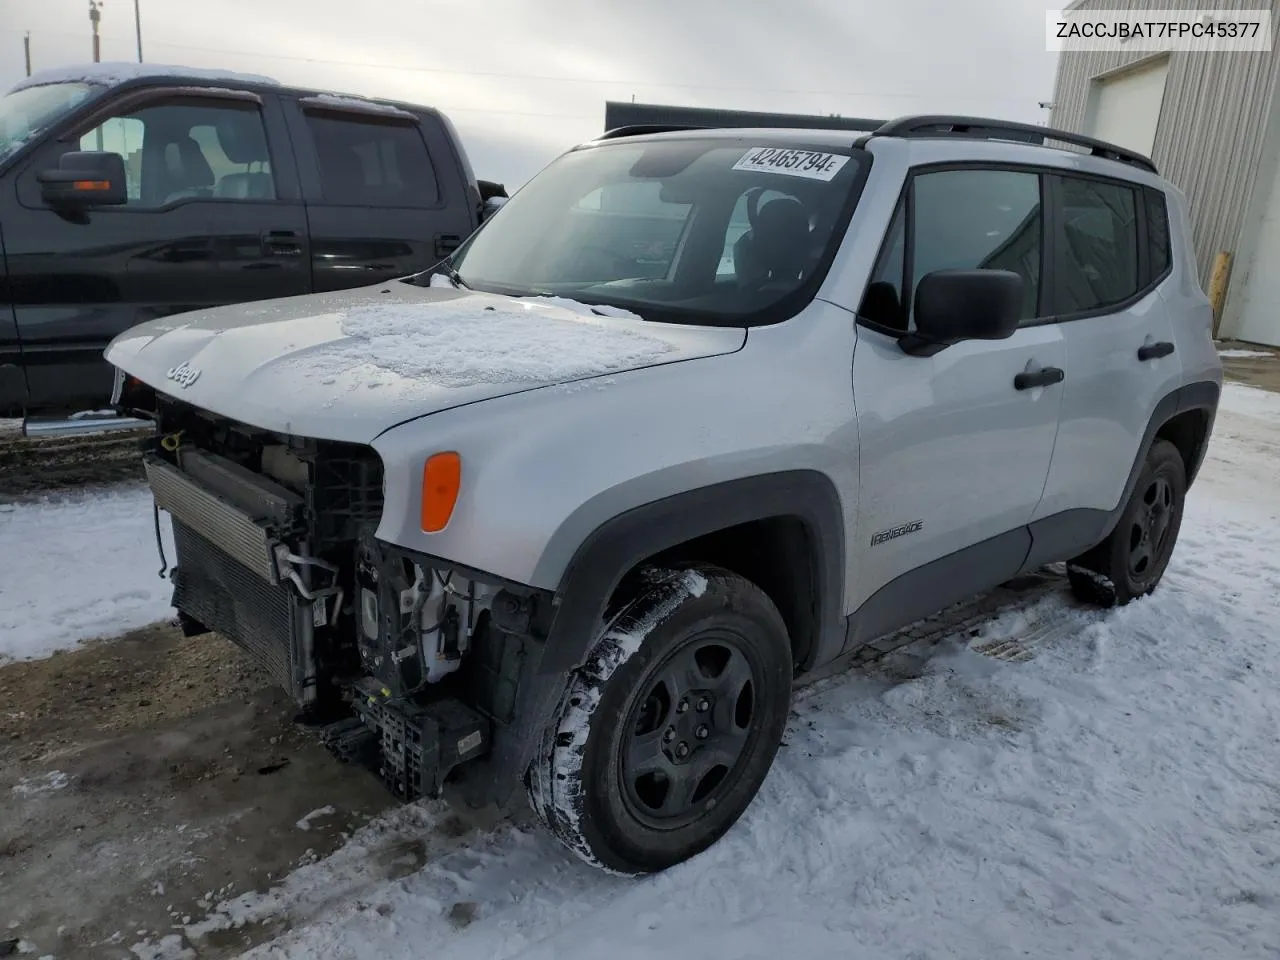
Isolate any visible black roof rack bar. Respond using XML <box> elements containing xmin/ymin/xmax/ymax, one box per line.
<box><xmin>871</xmin><ymin>115</ymin><xmax>1158</xmax><ymax>174</ymax></box>
<box><xmin>596</xmin><ymin>123</ymin><xmax>706</xmax><ymax>140</ymax></box>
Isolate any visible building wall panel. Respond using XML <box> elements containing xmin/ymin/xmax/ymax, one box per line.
<box><xmin>1050</xmin><ymin>0</ymin><xmax>1280</xmax><ymax>284</ymax></box>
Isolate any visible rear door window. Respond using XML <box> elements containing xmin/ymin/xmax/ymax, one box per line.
<box><xmin>1053</xmin><ymin>175</ymin><xmax>1140</xmax><ymax>313</ymax></box>
<box><xmin>303</xmin><ymin>112</ymin><xmax>440</xmax><ymax>207</ymax></box>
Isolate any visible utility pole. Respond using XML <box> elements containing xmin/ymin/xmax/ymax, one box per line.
<box><xmin>89</xmin><ymin>0</ymin><xmax>102</xmax><ymax>63</ymax></box>
<box><xmin>90</xmin><ymin>0</ymin><xmax>104</xmax><ymax>152</ymax></box>
<box><xmin>23</xmin><ymin>32</ymin><xmax>31</xmax><ymax>76</ymax></box>
<box><xmin>134</xmin><ymin>0</ymin><xmax>143</xmax><ymax>61</ymax></box>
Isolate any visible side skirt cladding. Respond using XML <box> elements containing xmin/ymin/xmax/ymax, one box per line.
<box><xmin>481</xmin><ymin>470</ymin><xmax>848</xmax><ymax>809</ymax></box>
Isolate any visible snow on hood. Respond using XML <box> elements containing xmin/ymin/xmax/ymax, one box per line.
<box><xmin>7</xmin><ymin>62</ymin><xmax>278</xmax><ymax>94</ymax></box>
<box><xmin>104</xmin><ymin>282</ymin><xmax>744</xmax><ymax>444</ymax></box>
<box><xmin>297</xmin><ymin>299</ymin><xmax>673</xmax><ymax>389</ymax></box>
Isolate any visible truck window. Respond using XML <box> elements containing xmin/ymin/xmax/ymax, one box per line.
<box><xmin>303</xmin><ymin>112</ymin><xmax>440</xmax><ymax>207</ymax></box>
<box><xmin>78</xmin><ymin>100</ymin><xmax>276</xmax><ymax>207</ymax></box>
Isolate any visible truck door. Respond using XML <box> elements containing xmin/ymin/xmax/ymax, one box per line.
<box><xmin>7</xmin><ymin>86</ymin><xmax>309</xmax><ymax>414</ymax></box>
<box><xmin>282</xmin><ymin>97</ymin><xmax>479</xmax><ymax>292</ymax></box>
<box><xmin>0</xmin><ymin>219</ymin><xmax>27</xmax><ymax>416</ymax></box>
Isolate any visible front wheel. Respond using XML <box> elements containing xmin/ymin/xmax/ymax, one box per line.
<box><xmin>1068</xmin><ymin>438</ymin><xmax>1186</xmax><ymax>607</ymax></box>
<box><xmin>526</xmin><ymin>564</ymin><xmax>793</xmax><ymax>875</ymax></box>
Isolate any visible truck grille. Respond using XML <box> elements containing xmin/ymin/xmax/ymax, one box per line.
<box><xmin>171</xmin><ymin>520</ymin><xmax>314</xmax><ymax>701</ymax></box>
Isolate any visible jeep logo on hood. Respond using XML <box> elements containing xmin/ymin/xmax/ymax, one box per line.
<box><xmin>166</xmin><ymin>361</ymin><xmax>201</xmax><ymax>388</ymax></box>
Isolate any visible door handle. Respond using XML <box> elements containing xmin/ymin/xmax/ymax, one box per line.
<box><xmin>261</xmin><ymin>230</ymin><xmax>302</xmax><ymax>256</ymax></box>
<box><xmin>434</xmin><ymin>234</ymin><xmax>462</xmax><ymax>258</ymax></box>
<box><xmin>1137</xmin><ymin>341</ymin><xmax>1175</xmax><ymax>361</ymax></box>
<box><xmin>1014</xmin><ymin>366</ymin><xmax>1065</xmax><ymax>390</ymax></box>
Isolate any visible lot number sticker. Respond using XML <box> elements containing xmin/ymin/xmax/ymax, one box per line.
<box><xmin>731</xmin><ymin>146</ymin><xmax>850</xmax><ymax>181</ymax></box>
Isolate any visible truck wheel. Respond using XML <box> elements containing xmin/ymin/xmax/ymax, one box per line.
<box><xmin>1068</xmin><ymin>438</ymin><xmax>1186</xmax><ymax>607</ymax></box>
<box><xmin>527</xmin><ymin>564</ymin><xmax>792</xmax><ymax>875</ymax></box>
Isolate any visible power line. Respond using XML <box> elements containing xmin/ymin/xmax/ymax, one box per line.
<box><xmin>4</xmin><ymin>26</ymin><xmax>1038</xmax><ymax>106</ymax></box>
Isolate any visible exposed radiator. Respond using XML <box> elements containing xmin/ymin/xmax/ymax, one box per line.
<box><xmin>172</xmin><ymin>520</ymin><xmax>315</xmax><ymax>702</ymax></box>
<box><xmin>145</xmin><ymin>454</ymin><xmax>281</xmax><ymax>583</ymax></box>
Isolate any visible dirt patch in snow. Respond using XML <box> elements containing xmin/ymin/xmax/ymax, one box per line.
<box><xmin>0</xmin><ymin>624</ymin><xmax>410</xmax><ymax>959</ymax></box>
<box><xmin>0</xmin><ymin>426</ymin><xmax>150</xmax><ymax>498</ymax></box>
<box><xmin>1218</xmin><ymin>339</ymin><xmax>1280</xmax><ymax>395</ymax></box>
<box><xmin>0</xmin><ymin>624</ymin><xmax>255</xmax><ymax>761</ymax></box>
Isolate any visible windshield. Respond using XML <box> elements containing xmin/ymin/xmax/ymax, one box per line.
<box><xmin>0</xmin><ymin>82</ymin><xmax>100</xmax><ymax>164</ymax></box>
<box><xmin>432</xmin><ymin>137</ymin><xmax>868</xmax><ymax>325</ymax></box>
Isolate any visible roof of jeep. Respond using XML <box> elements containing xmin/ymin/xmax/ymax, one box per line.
<box><xmin>588</xmin><ymin>114</ymin><xmax>1160</xmax><ymax>180</ymax></box>
<box><xmin>588</xmin><ymin>126</ymin><xmax>873</xmax><ymax>150</ymax></box>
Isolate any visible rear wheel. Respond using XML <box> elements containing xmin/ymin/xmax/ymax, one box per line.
<box><xmin>526</xmin><ymin>564</ymin><xmax>792</xmax><ymax>875</ymax></box>
<box><xmin>1068</xmin><ymin>438</ymin><xmax>1186</xmax><ymax>606</ymax></box>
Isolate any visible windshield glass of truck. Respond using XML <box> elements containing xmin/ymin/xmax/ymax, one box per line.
<box><xmin>0</xmin><ymin>82</ymin><xmax>99</xmax><ymax>163</ymax></box>
<box><xmin>441</xmin><ymin>138</ymin><xmax>867</xmax><ymax>326</ymax></box>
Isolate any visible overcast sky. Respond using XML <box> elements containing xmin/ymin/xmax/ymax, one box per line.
<box><xmin>0</xmin><ymin>0</ymin><xmax>1060</xmax><ymax>187</ymax></box>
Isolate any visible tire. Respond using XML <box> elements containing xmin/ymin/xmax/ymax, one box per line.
<box><xmin>526</xmin><ymin>563</ymin><xmax>793</xmax><ymax>875</ymax></box>
<box><xmin>1068</xmin><ymin>438</ymin><xmax>1186</xmax><ymax>607</ymax></box>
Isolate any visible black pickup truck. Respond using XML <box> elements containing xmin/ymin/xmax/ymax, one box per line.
<box><xmin>0</xmin><ymin>63</ymin><xmax>506</xmax><ymax>421</ymax></box>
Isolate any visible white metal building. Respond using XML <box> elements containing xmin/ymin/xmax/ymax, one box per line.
<box><xmin>1049</xmin><ymin>0</ymin><xmax>1280</xmax><ymax>345</ymax></box>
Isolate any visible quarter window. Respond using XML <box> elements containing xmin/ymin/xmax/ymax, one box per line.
<box><xmin>304</xmin><ymin>113</ymin><xmax>439</xmax><ymax>207</ymax></box>
<box><xmin>1055</xmin><ymin>175</ymin><xmax>1140</xmax><ymax>313</ymax></box>
<box><xmin>1146</xmin><ymin>186</ymin><xmax>1171</xmax><ymax>279</ymax></box>
<box><xmin>858</xmin><ymin>200</ymin><xmax>907</xmax><ymax>330</ymax></box>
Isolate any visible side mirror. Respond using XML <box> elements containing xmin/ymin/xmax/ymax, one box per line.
<box><xmin>900</xmin><ymin>269</ymin><xmax>1023</xmax><ymax>356</ymax></box>
<box><xmin>478</xmin><ymin>179</ymin><xmax>508</xmax><ymax>222</ymax></box>
<box><xmin>37</xmin><ymin>151</ymin><xmax>128</xmax><ymax>208</ymax></box>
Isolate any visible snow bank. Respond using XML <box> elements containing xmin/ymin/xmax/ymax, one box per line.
<box><xmin>156</xmin><ymin>385</ymin><xmax>1279</xmax><ymax>960</ymax></box>
<box><xmin>1218</xmin><ymin>348</ymin><xmax>1274</xmax><ymax>359</ymax></box>
<box><xmin>0</xmin><ymin>484</ymin><xmax>174</xmax><ymax>663</ymax></box>
<box><xmin>1218</xmin><ymin>380</ymin><xmax>1280</xmax><ymax>421</ymax></box>
<box><xmin>294</xmin><ymin>300</ymin><xmax>675</xmax><ymax>390</ymax></box>
<box><xmin>8</xmin><ymin>62</ymin><xmax>277</xmax><ymax>94</ymax></box>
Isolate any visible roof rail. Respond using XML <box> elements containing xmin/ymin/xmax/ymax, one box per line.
<box><xmin>596</xmin><ymin>123</ymin><xmax>706</xmax><ymax>140</ymax></box>
<box><xmin>869</xmin><ymin>115</ymin><xmax>1158</xmax><ymax>174</ymax></box>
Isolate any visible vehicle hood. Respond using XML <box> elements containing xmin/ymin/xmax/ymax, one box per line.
<box><xmin>104</xmin><ymin>282</ymin><xmax>745</xmax><ymax>444</ymax></box>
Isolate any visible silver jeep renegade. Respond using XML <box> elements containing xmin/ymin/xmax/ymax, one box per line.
<box><xmin>106</xmin><ymin>115</ymin><xmax>1222</xmax><ymax>874</ymax></box>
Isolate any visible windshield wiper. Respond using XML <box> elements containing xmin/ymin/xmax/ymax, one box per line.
<box><xmin>439</xmin><ymin>260</ymin><xmax>470</xmax><ymax>290</ymax></box>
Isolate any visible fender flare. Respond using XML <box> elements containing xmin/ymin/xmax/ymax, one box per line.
<box><xmin>1021</xmin><ymin>378</ymin><xmax>1221</xmax><ymax>572</ymax></box>
<box><xmin>1104</xmin><ymin>379</ymin><xmax>1220</xmax><ymax>538</ymax></box>
<box><xmin>483</xmin><ymin>469</ymin><xmax>847</xmax><ymax>805</ymax></box>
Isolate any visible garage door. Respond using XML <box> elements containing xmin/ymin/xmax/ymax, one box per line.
<box><xmin>1229</xmin><ymin>156</ymin><xmax>1280</xmax><ymax>347</ymax></box>
<box><xmin>1087</xmin><ymin>57</ymin><xmax>1170</xmax><ymax>158</ymax></box>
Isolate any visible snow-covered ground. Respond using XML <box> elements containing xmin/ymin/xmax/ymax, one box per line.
<box><xmin>0</xmin><ymin>486</ymin><xmax>174</xmax><ymax>663</ymax></box>
<box><xmin>4</xmin><ymin>384</ymin><xmax>1279</xmax><ymax>960</ymax></box>
<box><xmin>1219</xmin><ymin>348</ymin><xmax>1275</xmax><ymax>359</ymax></box>
<box><xmin>115</xmin><ymin>382</ymin><xmax>1275</xmax><ymax>960</ymax></box>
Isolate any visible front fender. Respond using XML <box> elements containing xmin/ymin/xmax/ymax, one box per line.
<box><xmin>368</xmin><ymin>301</ymin><xmax>858</xmax><ymax>592</ymax></box>
<box><xmin>481</xmin><ymin>468</ymin><xmax>848</xmax><ymax>810</ymax></box>
<box><xmin>368</xmin><ymin>303</ymin><xmax>860</xmax><ymax>804</ymax></box>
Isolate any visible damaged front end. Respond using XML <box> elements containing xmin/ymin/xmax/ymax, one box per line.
<box><xmin>136</xmin><ymin>395</ymin><xmax>549</xmax><ymax>803</ymax></box>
